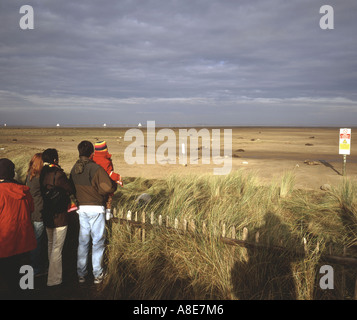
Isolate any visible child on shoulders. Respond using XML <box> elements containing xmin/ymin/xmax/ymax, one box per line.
<box><xmin>91</xmin><ymin>141</ymin><xmax>123</xmax><ymax>219</ymax></box>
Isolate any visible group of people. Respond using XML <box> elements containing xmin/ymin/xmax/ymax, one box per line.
<box><xmin>0</xmin><ymin>140</ymin><xmax>122</xmax><ymax>291</ymax></box>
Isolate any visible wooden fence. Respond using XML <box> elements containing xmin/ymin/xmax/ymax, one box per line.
<box><xmin>111</xmin><ymin>208</ymin><xmax>357</xmax><ymax>299</ymax></box>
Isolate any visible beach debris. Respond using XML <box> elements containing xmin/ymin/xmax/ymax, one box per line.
<box><xmin>309</xmin><ymin>136</ymin><xmax>315</xmax><ymax>139</ymax></box>
<box><xmin>320</xmin><ymin>184</ymin><xmax>331</xmax><ymax>191</ymax></box>
<box><xmin>305</xmin><ymin>143</ymin><xmax>313</xmax><ymax>146</ymax></box>
<box><xmin>232</xmin><ymin>153</ymin><xmax>241</xmax><ymax>158</ymax></box>
<box><xmin>235</xmin><ymin>149</ymin><xmax>245</xmax><ymax>152</ymax></box>
<box><xmin>0</xmin><ymin>147</ymin><xmax>5</xmax><ymax>151</ymax></box>
<box><xmin>12</xmin><ymin>139</ymin><xmax>17</xmax><ymax>142</ymax></box>
<box><xmin>242</xmin><ymin>161</ymin><xmax>249</xmax><ymax>164</ymax></box>
<box><xmin>304</xmin><ymin>160</ymin><xmax>320</xmax><ymax>165</ymax></box>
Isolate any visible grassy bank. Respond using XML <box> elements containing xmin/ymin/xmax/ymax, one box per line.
<box><xmin>102</xmin><ymin>171</ymin><xmax>357</xmax><ymax>300</ymax></box>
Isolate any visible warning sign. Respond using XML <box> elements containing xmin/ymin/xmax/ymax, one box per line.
<box><xmin>339</xmin><ymin>128</ymin><xmax>351</xmax><ymax>155</ymax></box>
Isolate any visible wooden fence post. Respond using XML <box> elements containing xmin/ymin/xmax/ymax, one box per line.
<box><xmin>231</xmin><ymin>226</ymin><xmax>236</xmax><ymax>239</ymax></box>
<box><xmin>142</xmin><ymin>212</ymin><xmax>146</xmax><ymax>242</ymax></box>
<box><xmin>134</xmin><ymin>211</ymin><xmax>140</xmax><ymax>238</ymax></box>
<box><xmin>127</xmin><ymin>210</ymin><xmax>132</xmax><ymax>221</ymax></box>
<box><xmin>242</xmin><ymin>227</ymin><xmax>249</xmax><ymax>262</ymax></box>
<box><xmin>242</xmin><ymin>227</ymin><xmax>248</xmax><ymax>241</ymax></box>
<box><xmin>150</xmin><ymin>212</ymin><xmax>154</xmax><ymax>225</ymax></box>
<box><xmin>183</xmin><ymin>219</ymin><xmax>187</xmax><ymax>233</ymax></box>
<box><xmin>222</xmin><ymin>223</ymin><xmax>226</xmax><ymax>238</ymax></box>
<box><xmin>166</xmin><ymin>216</ymin><xmax>170</xmax><ymax>228</ymax></box>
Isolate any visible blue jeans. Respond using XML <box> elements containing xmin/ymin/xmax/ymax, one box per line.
<box><xmin>30</xmin><ymin>221</ymin><xmax>46</xmax><ymax>275</ymax></box>
<box><xmin>77</xmin><ymin>206</ymin><xmax>106</xmax><ymax>278</ymax></box>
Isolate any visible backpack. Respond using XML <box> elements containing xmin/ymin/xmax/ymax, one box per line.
<box><xmin>43</xmin><ymin>170</ymin><xmax>69</xmax><ymax>215</ymax></box>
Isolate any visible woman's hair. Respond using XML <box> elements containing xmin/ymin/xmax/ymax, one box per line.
<box><xmin>42</xmin><ymin>148</ymin><xmax>59</xmax><ymax>164</ymax></box>
<box><xmin>27</xmin><ymin>153</ymin><xmax>43</xmax><ymax>181</ymax></box>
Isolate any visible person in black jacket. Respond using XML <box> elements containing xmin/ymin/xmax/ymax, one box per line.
<box><xmin>40</xmin><ymin>148</ymin><xmax>74</xmax><ymax>287</ymax></box>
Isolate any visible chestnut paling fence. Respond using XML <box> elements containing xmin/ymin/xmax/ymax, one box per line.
<box><xmin>110</xmin><ymin>208</ymin><xmax>357</xmax><ymax>300</ymax></box>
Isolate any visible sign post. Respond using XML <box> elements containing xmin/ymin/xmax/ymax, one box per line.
<box><xmin>339</xmin><ymin>128</ymin><xmax>351</xmax><ymax>176</ymax></box>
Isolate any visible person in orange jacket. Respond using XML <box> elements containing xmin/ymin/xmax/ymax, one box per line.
<box><xmin>0</xmin><ymin>158</ymin><xmax>36</xmax><ymax>293</ymax></box>
<box><xmin>91</xmin><ymin>141</ymin><xmax>122</xmax><ymax>219</ymax></box>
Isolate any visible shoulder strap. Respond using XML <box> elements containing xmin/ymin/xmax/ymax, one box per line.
<box><xmin>52</xmin><ymin>170</ymin><xmax>57</xmax><ymax>186</ymax></box>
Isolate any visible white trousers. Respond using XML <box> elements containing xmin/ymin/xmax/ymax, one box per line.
<box><xmin>46</xmin><ymin>226</ymin><xmax>68</xmax><ymax>286</ymax></box>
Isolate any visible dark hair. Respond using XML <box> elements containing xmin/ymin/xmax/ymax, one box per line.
<box><xmin>0</xmin><ymin>158</ymin><xmax>15</xmax><ymax>180</ymax></box>
<box><xmin>78</xmin><ymin>140</ymin><xmax>94</xmax><ymax>157</ymax></box>
<box><xmin>42</xmin><ymin>148</ymin><xmax>58</xmax><ymax>164</ymax></box>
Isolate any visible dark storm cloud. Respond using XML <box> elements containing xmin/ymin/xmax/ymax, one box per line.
<box><xmin>0</xmin><ymin>0</ymin><xmax>356</xmax><ymax>126</ymax></box>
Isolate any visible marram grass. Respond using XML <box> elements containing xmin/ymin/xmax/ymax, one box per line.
<box><xmin>101</xmin><ymin>170</ymin><xmax>357</xmax><ymax>300</ymax></box>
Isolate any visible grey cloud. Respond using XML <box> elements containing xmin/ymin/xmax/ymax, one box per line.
<box><xmin>0</xmin><ymin>0</ymin><xmax>357</xmax><ymax>126</ymax></box>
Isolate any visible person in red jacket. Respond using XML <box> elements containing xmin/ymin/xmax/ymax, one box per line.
<box><xmin>0</xmin><ymin>158</ymin><xmax>36</xmax><ymax>293</ymax></box>
<box><xmin>91</xmin><ymin>141</ymin><xmax>122</xmax><ymax>219</ymax></box>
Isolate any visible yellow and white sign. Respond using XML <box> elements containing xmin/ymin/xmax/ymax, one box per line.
<box><xmin>339</xmin><ymin>128</ymin><xmax>351</xmax><ymax>155</ymax></box>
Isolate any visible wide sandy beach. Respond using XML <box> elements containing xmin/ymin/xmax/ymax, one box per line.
<box><xmin>0</xmin><ymin>126</ymin><xmax>356</xmax><ymax>190</ymax></box>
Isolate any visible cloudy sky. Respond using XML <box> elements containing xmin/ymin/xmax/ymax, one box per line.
<box><xmin>0</xmin><ymin>0</ymin><xmax>356</xmax><ymax>126</ymax></box>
